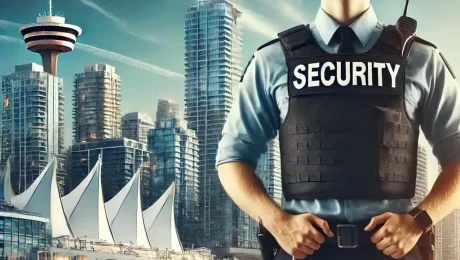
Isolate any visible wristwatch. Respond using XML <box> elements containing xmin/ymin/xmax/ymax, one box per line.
<box><xmin>408</xmin><ymin>207</ymin><xmax>433</xmax><ymax>233</ymax></box>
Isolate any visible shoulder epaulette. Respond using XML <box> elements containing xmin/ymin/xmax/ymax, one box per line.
<box><xmin>414</xmin><ymin>36</ymin><xmax>455</xmax><ymax>79</ymax></box>
<box><xmin>240</xmin><ymin>55</ymin><xmax>254</xmax><ymax>82</ymax></box>
<box><xmin>240</xmin><ymin>39</ymin><xmax>280</xmax><ymax>82</ymax></box>
<box><xmin>414</xmin><ymin>37</ymin><xmax>437</xmax><ymax>49</ymax></box>
<box><xmin>257</xmin><ymin>38</ymin><xmax>280</xmax><ymax>51</ymax></box>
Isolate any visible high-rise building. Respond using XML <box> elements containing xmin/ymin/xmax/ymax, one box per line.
<box><xmin>438</xmin><ymin>208</ymin><xmax>460</xmax><ymax>259</ymax></box>
<box><xmin>241</xmin><ymin>139</ymin><xmax>282</xmax><ymax>248</ymax></box>
<box><xmin>434</xmin><ymin>223</ymin><xmax>443</xmax><ymax>260</ymax></box>
<box><xmin>69</xmin><ymin>138</ymin><xmax>153</xmax><ymax>209</ymax></box>
<box><xmin>413</xmin><ymin>146</ymin><xmax>429</xmax><ymax>205</ymax></box>
<box><xmin>257</xmin><ymin>139</ymin><xmax>282</xmax><ymax>205</ymax></box>
<box><xmin>56</xmin><ymin>147</ymin><xmax>70</xmax><ymax>196</ymax></box>
<box><xmin>73</xmin><ymin>64</ymin><xmax>121</xmax><ymax>142</ymax></box>
<box><xmin>3</xmin><ymin>3</ymin><xmax>81</xmax><ymax>194</ymax></box>
<box><xmin>0</xmin><ymin>63</ymin><xmax>64</xmax><ymax>193</ymax></box>
<box><xmin>184</xmin><ymin>0</ymin><xmax>243</xmax><ymax>247</ymax></box>
<box><xmin>148</xmin><ymin>117</ymin><xmax>200</xmax><ymax>247</ymax></box>
<box><xmin>434</xmin><ymin>165</ymin><xmax>444</xmax><ymax>260</ymax></box>
<box><xmin>156</xmin><ymin>99</ymin><xmax>180</xmax><ymax>121</ymax></box>
<box><xmin>122</xmin><ymin>112</ymin><xmax>155</xmax><ymax>144</ymax></box>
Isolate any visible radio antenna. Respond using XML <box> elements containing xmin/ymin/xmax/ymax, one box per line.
<box><xmin>397</xmin><ymin>0</ymin><xmax>417</xmax><ymax>57</ymax></box>
<box><xmin>403</xmin><ymin>0</ymin><xmax>410</xmax><ymax>16</ymax></box>
<box><xmin>49</xmin><ymin>0</ymin><xmax>53</xmax><ymax>16</ymax></box>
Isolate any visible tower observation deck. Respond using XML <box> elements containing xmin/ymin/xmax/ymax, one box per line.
<box><xmin>19</xmin><ymin>1</ymin><xmax>82</xmax><ymax>76</ymax></box>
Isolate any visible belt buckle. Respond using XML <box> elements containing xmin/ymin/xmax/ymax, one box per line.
<box><xmin>337</xmin><ymin>224</ymin><xmax>358</xmax><ymax>248</ymax></box>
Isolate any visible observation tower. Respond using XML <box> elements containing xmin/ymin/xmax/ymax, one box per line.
<box><xmin>19</xmin><ymin>0</ymin><xmax>82</xmax><ymax>76</ymax></box>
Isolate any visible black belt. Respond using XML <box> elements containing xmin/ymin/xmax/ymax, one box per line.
<box><xmin>322</xmin><ymin>219</ymin><xmax>380</xmax><ymax>248</ymax></box>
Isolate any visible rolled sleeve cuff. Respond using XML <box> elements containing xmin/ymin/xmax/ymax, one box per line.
<box><xmin>433</xmin><ymin>132</ymin><xmax>460</xmax><ymax>168</ymax></box>
<box><xmin>215</xmin><ymin>134</ymin><xmax>267</xmax><ymax>170</ymax></box>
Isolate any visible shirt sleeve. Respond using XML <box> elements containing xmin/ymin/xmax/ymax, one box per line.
<box><xmin>215</xmin><ymin>50</ymin><xmax>280</xmax><ymax>169</ymax></box>
<box><xmin>419</xmin><ymin>47</ymin><xmax>460</xmax><ymax>168</ymax></box>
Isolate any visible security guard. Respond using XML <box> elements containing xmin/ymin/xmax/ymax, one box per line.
<box><xmin>217</xmin><ymin>0</ymin><xmax>460</xmax><ymax>260</ymax></box>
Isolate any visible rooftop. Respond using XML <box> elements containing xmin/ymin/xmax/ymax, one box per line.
<box><xmin>83</xmin><ymin>64</ymin><xmax>116</xmax><ymax>73</ymax></box>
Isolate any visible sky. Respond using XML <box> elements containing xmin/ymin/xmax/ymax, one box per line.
<box><xmin>0</xmin><ymin>0</ymin><xmax>458</xmax><ymax>184</ymax></box>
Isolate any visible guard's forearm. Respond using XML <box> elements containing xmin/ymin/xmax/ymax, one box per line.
<box><xmin>217</xmin><ymin>161</ymin><xmax>286</xmax><ymax>228</ymax></box>
<box><xmin>417</xmin><ymin>160</ymin><xmax>460</xmax><ymax>224</ymax></box>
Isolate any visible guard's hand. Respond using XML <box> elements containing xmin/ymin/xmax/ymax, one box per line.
<box><xmin>268</xmin><ymin>213</ymin><xmax>334</xmax><ymax>259</ymax></box>
<box><xmin>364</xmin><ymin>212</ymin><xmax>423</xmax><ymax>259</ymax></box>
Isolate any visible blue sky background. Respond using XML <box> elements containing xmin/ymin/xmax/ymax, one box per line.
<box><xmin>0</xmin><ymin>0</ymin><xmax>459</xmax><ymax>157</ymax></box>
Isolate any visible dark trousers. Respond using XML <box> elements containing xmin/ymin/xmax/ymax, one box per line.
<box><xmin>259</xmin><ymin>221</ymin><xmax>432</xmax><ymax>260</ymax></box>
<box><xmin>274</xmin><ymin>243</ymin><xmax>423</xmax><ymax>260</ymax></box>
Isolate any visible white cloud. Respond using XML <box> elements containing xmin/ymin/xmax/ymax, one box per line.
<box><xmin>78</xmin><ymin>0</ymin><xmax>160</xmax><ymax>44</ymax></box>
<box><xmin>0</xmin><ymin>20</ymin><xmax>22</xmax><ymax>29</ymax></box>
<box><xmin>79</xmin><ymin>0</ymin><xmax>127</xmax><ymax>27</ymax></box>
<box><xmin>230</xmin><ymin>0</ymin><xmax>307</xmax><ymax>39</ymax></box>
<box><xmin>233</xmin><ymin>4</ymin><xmax>281</xmax><ymax>39</ymax></box>
<box><xmin>239</xmin><ymin>0</ymin><xmax>307</xmax><ymax>25</ymax></box>
<box><xmin>0</xmin><ymin>34</ymin><xmax>184</xmax><ymax>79</ymax></box>
<box><xmin>74</xmin><ymin>43</ymin><xmax>184</xmax><ymax>79</ymax></box>
<box><xmin>275</xmin><ymin>0</ymin><xmax>308</xmax><ymax>25</ymax></box>
<box><xmin>0</xmin><ymin>35</ymin><xmax>23</xmax><ymax>44</ymax></box>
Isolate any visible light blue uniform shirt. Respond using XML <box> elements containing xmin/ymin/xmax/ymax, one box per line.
<box><xmin>216</xmin><ymin>6</ymin><xmax>460</xmax><ymax>222</ymax></box>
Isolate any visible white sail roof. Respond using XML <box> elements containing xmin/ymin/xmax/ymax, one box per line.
<box><xmin>61</xmin><ymin>157</ymin><xmax>114</xmax><ymax>243</ymax></box>
<box><xmin>104</xmin><ymin>168</ymin><xmax>150</xmax><ymax>248</ymax></box>
<box><xmin>11</xmin><ymin>157</ymin><xmax>73</xmax><ymax>238</ymax></box>
<box><xmin>1</xmin><ymin>159</ymin><xmax>13</xmax><ymax>204</ymax></box>
<box><xmin>143</xmin><ymin>182</ymin><xmax>183</xmax><ymax>251</ymax></box>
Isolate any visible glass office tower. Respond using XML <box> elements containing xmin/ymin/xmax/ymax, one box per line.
<box><xmin>121</xmin><ymin>112</ymin><xmax>155</xmax><ymax>144</ymax></box>
<box><xmin>413</xmin><ymin>146</ymin><xmax>429</xmax><ymax>205</ymax></box>
<box><xmin>73</xmin><ymin>64</ymin><xmax>121</xmax><ymax>142</ymax></box>
<box><xmin>240</xmin><ymin>139</ymin><xmax>282</xmax><ymax>248</ymax></box>
<box><xmin>148</xmin><ymin>117</ymin><xmax>200</xmax><ymax>247</ymax></box>
<box><xmin>184</xmin><ymin>0</ymin><xmax>243</xmax><ymax>247</ymax></box>
<box><xmin>438</xmin><ymin>208</ymin><xmax>460</xmax><ymax>260</ymax></box>
<box><xmin>257</xmin><ymin>139</ymin><xmax>282</xmax><ymax>205</ymax></box>
<box><xmin>156</xmin><ymin>99</ymin><xmax>180</xmax><ymax>122</ymax></box>
<box><xmin>69</xmin><ymin>138</ymin><xmax>153</xmax><ymax>209</ymax></box>
<box><xmin>0</xmin><ymin>63</ymin><xmax>64</xmax><ymax>193</ymax></box>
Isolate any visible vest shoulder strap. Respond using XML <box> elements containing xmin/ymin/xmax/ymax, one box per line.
<box><xmin>278</xmin><ymin>25</ymin><xmax>314</xmax><ymax>50</ymax></box>
<box><xmin>376</xmin><ymin>25</ymin><xmax>402</xmax><ymax>54</ymax></box>
<box><xmin>277</xmin><ymin>24</ymin><xmax>316</xmax><ymax>59</ymax></box>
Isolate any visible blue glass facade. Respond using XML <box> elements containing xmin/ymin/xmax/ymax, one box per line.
<box><xmin>0</xmin><ymin>211</ymin><xmax>51</xmax><ymax>259</ymax></box>
<box><xmin>72</xmin><ymin>64</ymin><xmax>121</xmax><ymax>143</ymax></box>
<box><xmin>256</xmin><ymin>139</ymin><xmax>282</xmax><ymax>206</ymax></box>
<box><xmin>241</xmin><ymin>139</ymin><xmax>282</xmax><ymax>248</ymax></box>
<box><xmin>69</xmin><ymin>138</ymin><xmax>153</xmax><ymax>209</ymax></box>
<box><xmin>148</xmin><ymin>118</ymin><xmax>200</xmax><ymax>248</ymax></box>
<box><xmin>0</xmin><ymin>63</ymin><xmax>65</xmax><ymax>194</ymax></box>
<box><xmin>413</xmin><ymin>146</ymin><xmax>429</xmax><ymax>206</ymax></box>
<box><xmin>121</xmin><ymin>112</ymin><xmax>155</xmax><ymax>145</ymax></box>
<box><xmin>184</xmin><ymin>0</ymin><xmax>243</xmax><ymax>247</ymax></box>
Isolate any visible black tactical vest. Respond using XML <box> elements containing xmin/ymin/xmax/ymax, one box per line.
<box><xmin>278</xmin><ymin>25</ymin><xmax>419</xmax><ymax>200</ymax></box>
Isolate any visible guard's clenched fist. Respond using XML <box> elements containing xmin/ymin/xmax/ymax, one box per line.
<box><xmin>267</xmin><ymin>213</ymin><xmax>334</xmax><ymax>259</ymax></box>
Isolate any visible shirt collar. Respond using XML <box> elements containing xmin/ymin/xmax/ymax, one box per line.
<box><xmin>314</xmin><ymin>5</ymin><xmax>378</xmax><ymax>47</ymax></box>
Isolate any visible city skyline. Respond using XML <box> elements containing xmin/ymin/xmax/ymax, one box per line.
<box><xmin>1</xmin><ymin>0</ymin><xmax>459</xmax><ymax>257</ymax></box>
<box><xmin>2</xmin><ymin>0</ymin><xmax>460</xmax><ymax>148</ymax></box>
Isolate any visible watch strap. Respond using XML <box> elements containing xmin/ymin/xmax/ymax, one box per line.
<box><xmin>408</xmin><ymin>207</ymin><xmax>422</xmax><ymax>217</ymax></box>
<box><xmin>409</xmin><ymin>207</ymin><xmax>433</xmax><ymax>233</ymax></box>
